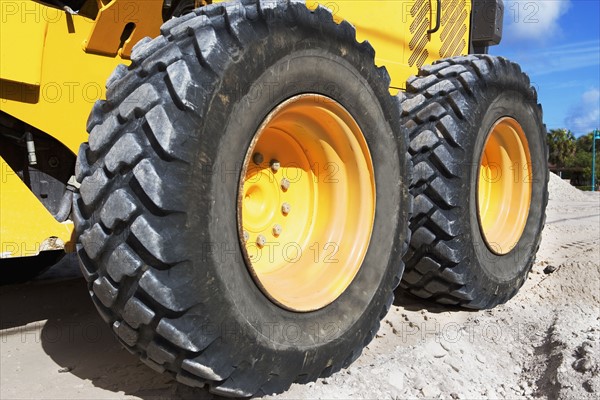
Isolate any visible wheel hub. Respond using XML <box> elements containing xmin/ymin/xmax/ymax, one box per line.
<box><xmin>237</xmin><ymin>94</ymin><xmax>375</xmax><ymax>312</ymax></box>
<box><xmin>477</xmin><ymin>117</ymin><xmax>532</xmax><ymax>255</ymax></box>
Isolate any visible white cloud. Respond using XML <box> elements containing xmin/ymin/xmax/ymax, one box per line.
<box><xmin>511</xmin><ymin>40</ymin><xmax>600</xmax><ymax>77</ymax></box>
<box><xmin>504</xmin><ymin>0</ymin><xmax>571</xmax><ymax>42</ymax></box>
<box><xmin>565</xmin><ymin>88</ymin><xmax>600</xmax><ymax>135</ymax></box>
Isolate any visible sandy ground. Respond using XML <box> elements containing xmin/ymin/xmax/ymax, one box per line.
<box><xmin>1</xmin><ymin>173</ymin><xmax>599</xmax><ymax>399</ymax></box>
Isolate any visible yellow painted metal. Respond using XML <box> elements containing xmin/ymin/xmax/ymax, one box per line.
<box><xmin>0</xmin><ymin>1</ymin><xmax>49</xmax><ymax>85</ymax></box>
<box><xmin>238</xmin><ymin>94</ymin><xmax>376</xmax><ymax>311</ymax></box>
<box><xmin>0</xmin><ymin>3</ymin><xmax>132</xmax><ymax>154</ymax></box>
<box><xmin>0</xmin><ymin>157</ymin><xmax>74</xmax><ymax>258</ymax></box>
<box><xmin>308</xmin><ymin>0</ymin><xmax>472</xmax><ymax>89</ymax></box>
<box><xmin>0</xmin><ymin>1</ymin><xmax>146</xmax><ymax>257</ymax></box>
<box><xmin>478</xmin><ymin>117</ymin><xmax>532</xmax><ymax>255</ymax></box>
<box><xmin>84</xmin><ymin>0</ymin><xmax>163</xmax><ymax>58</ymax></box>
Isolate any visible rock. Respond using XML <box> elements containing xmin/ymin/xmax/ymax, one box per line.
<box><xmin>388</xmin><ymin>370</ymin><xmax>404</xmax><ymax>391</ymax></box>
<box><xmin>543</xmin><ymin>265</ymin><xmax>558</xmax><ymax>274</ymax></box>
<box><xmin>573</xmin><ymin>357</ymin><xmax>594</xmax><ymax>373</ymax></box>
<box><xmin>525</xmin><ymin>347</ymin><xmax>534</xmax><ymax>356</ymax></box>
<box><xmin>583</xmin><ymin>379</ymin><xmax>596</xmax><ymax>393</ymax></box>
<box><xmin>413</xmin><ymin>375</ymin><xmax>426</xmax><ymax>390</ymax></box>
<box><xmin>421</xmin><ymin>385</ymin><xmax>440</xmax><ymax>398</ymax></box>
<box><xmin>580</xmin><ymin>341</ymin><xmax>594</xmax><ymax>353</ymax></box>
<box><xmin>57</xmin><ymin>367</ymin><xmax>72</xmax><ymax>373</ymax></box>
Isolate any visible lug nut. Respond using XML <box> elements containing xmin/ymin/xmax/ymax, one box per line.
<box><xmin>256</xmin><ymin>234</ymin><xmax>266</xmax><ymax>248</ymax></box>
<box><xmin>242</xmin><ymin>230</ymin><xmax>249</xmax><ymax>242</ymax></box>
<box><xmin>270</xmin><ymin>159</ymin><xmax>281</xmax><ymax>173</ymax></box>
<box><xmin>281</xmin><ymin>202</ymin><xmax>291</xmax><ymax>215</ymax></box>
<box><xmin>272</xmin><ymin>224</ymin><xmax>282</xmax><ymax>237</ymax></box>
<box><xmin>280</xmin><ymin>177</ymin><xmax>290</xmax><ymax>191</ymax></box>
<box><xmin>252</xmin><ymin>152</ymin><xmax>264</xmax><ymax>165</ymax></box>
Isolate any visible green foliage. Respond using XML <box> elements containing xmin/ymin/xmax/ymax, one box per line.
<box><xmin>565</xmin><ymin>131</ymin><xmax>600</xmax><ymax>187</ymax></box>
<box><xmin>547</xmin><ymin>128</ymin><xmax>576</xmax><ymax>168</ymax></box>
<box><xmin>575</xmin><ymin>132</ymin><xmax>594</xmax><ymax>152</ymax></box>
<box><xmin>546</xmin><ymin>129</ymin><xmax>599</xmax><ymax>189</ymax></box>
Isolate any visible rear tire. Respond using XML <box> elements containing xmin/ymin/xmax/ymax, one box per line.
<box><xmin>400</xmin><ymin>55</ymin><xmax>548</xmax><ymax>309</ymax></box>
<box><xmin>74</xmin><ymin>1</ymin><xmax>410</xmax><ymax>396</ymax></box>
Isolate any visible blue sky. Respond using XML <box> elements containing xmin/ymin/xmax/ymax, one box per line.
<box><xmin>490</xmin><ymin>0</ymin><xmax>600</xmax><ymax>136</ymax></box>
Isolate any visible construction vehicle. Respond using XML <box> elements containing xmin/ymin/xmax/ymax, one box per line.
<box><xmin>0</xmin><ymin>0</ymin><xmax>548</xmax><ymax>396</ymax></box>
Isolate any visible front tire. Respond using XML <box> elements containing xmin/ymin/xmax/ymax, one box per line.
<box><xmin>400</xmin><ymin>55</ymin><xmax>548</xmax><ymax>309</ymax></box>
<box><xmin>74</xmin><ymin>1</ymin><xmax>411</xmax><ymax>396</ymax></box>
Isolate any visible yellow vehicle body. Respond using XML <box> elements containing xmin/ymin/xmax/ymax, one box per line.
<box><xmin>0</xmin><ymin>0</ymin><xmax>472</xmax><ymax>258</ymax></box>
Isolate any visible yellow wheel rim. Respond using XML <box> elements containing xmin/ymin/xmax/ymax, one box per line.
<box><xmin>238</xmin><ymin>94</ymin><xmax>375</xmax><ymax>312</ymax></box>
<box><xmin>478</xmin><ymin>117</ymin><xmax>532</xmax><ymax>255</ymax></box>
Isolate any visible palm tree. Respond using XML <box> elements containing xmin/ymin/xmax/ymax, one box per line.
<box><xmin>547</xmin><ymin>128</ymin><xmax>576</xmax><ymax>168</ymax></box>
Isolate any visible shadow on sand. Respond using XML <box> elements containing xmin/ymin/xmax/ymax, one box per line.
<box><xmin>0</xmin><ymin>255</ymin><xmax>220</xmax><ymax>400</ymax></box>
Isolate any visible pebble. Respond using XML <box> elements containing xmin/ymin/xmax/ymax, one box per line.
<box><xmin>525</xmin><ymin>347</ymin><xmax>534</xmax><ymax>356</ymax></box>
<box><xmin>583</xmin><ymin>379</ymin><xmax>596</xmax><ymax>393</ymax></box>
<box><xmin>513</xmin><ymin>365</ymin><xmax>521</xmax><ymax>375</ymax></box>
<box><xmin>413</xmin><ymin>375</ymin><xmax>426</xmax><ymax>390</ymax></box>
<box><xmin>580</xmin><ymin>341</ymin><xmax>593</xmax><ymax>353</ymax></box>
<box><xmin>573</xmin><ymin>357</ymin><xmax>594</xmax><ymax>372</ymax></box>
<box><xmin>543</xmin><ymin>264</ymin><xmax>558</xmax><ymax>274</ymax></box>
<box><xmin>58</xmin><ymin>367</ymin><xmax>72</xmax><ymax>373</ymax></box>
<box><xmin>421</xmin><ymin>385</ymin><xmax>440</xmax><ymax>398</ymax></box>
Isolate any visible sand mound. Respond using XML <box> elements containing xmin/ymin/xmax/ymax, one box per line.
<box><xmin>548</xmin><ymin>172</ymin><xmax>593</xmax><ymax>202</ymax></box>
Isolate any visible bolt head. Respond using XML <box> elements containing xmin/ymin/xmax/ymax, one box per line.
<box><xmin>280</xmin><ymin>177</ymin><xmax>290</xmax><ymax>191</ymax></box>
<box><xmin>270</xmin><ymin>160</ymin><xmax>281</xmax><ymax>173</ymax></box>
<box><xmin>256</xmin><ymin>234</ymin><xmax>266</xmax><ymax>248</ymax></box>
<box><xmin>281</xmin><ymin>202</ymin><xmax>291</xmax><ymax>215</ymax></box>
<box><xmin>242</xmin><ymin>230</ymin><xmax>249</xmax><ymax>242</ymax></box>
<box><xmin>252</xmin><ymin>152</ymin><xmax>264</xmax><ymax>165</ymax></box>
<box><xmin>48</xmin><ymin>156</ymin><xmax>60</xmax><ymax>168</ymax></box>
<box><xmin>272</xmin><ymin>224</ymin><xmax>282</xmax><ymax>237</ymax></box>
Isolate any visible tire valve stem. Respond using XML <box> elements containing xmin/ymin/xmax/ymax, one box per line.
<box><xmin>272</xmin><ymin>224</ymin><xmax>282</xmax><ymax>237</ymax></box>
<box><xmin>281</xmin><ymin>202</ymin><xmax>291</xmax><ymax>215</ymax></box>
<box><xmin>270</xmin><ymin>159</ymin><xmax>281</xmax><ymax>173</ymax></box>
<box><xmin>280</xmin><ymin>178</ymin><xmax>290</xmax><ymax>191</ymax></box>
<box><xmin>25</xmin><ymin>132</ymin><xmax>37</xmax><ymax>166</ymax></box>
<box><xmin>252</xmin><ymin>152</ymin><xmax>264</xmax><ymax>165</ymax></box>
<box><xmin>256</xmin><ymin>234</ymin><xmax>266</xmax><ymax>248</ymax></box>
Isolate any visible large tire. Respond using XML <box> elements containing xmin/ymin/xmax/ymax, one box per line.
<box><xmin>73</xmin><ymin>0</ymin><xmax>411</xmax><ymax>396</ymax></box>
<box><xmin>400</xmin><ymin>55</ymin><xmax>548</xmax><ymax>309</ymax></box>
